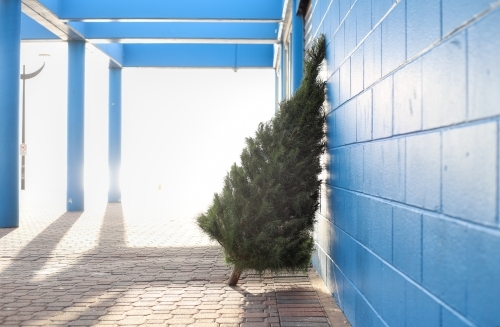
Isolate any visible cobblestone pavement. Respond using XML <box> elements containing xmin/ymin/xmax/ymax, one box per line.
<box><xmin>0</xmin><ymin>198</ymin><xmax>339</xmax><ymax>327</ymax></box>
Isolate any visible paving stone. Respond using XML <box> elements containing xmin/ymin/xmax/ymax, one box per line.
<box><xmin>0</xmin><ymin>201</ymin><xmax>346</xmax><ymax>327</ymax></box>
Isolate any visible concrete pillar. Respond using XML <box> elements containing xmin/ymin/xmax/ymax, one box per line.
<box><xmin>292</xmin><ymin>0</ymin><xmax>304</xmax><ymax>93</ymax></box>
<box><xmin>67</xmin><ymin>41</ymin><xmax>85</xmax><ymax>211</ymax></box>
<box><xmin>0</xmin><ymin>0</ymin><xmax>21</xmax><ymax>228</ymax></box>
<box><xmin>108</xmin><ymin>65</ymin><xmax>122</xmax><ymax>203</ymax></box>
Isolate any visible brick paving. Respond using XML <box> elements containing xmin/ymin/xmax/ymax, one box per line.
<box><xmin>0</xmin><ymin>198</ymin><xmax>343</xmax><ymax>327</ymax></box>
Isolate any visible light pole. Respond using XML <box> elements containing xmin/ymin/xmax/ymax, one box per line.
<box><xmin>20</xmin><ymin>62</ymin><xmax>45</xmax><ymax>190</ymax></box>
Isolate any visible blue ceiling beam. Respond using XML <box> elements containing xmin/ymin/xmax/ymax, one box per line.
<box><xmin>58</xmin><ymin>0</ymin><xmax>284</xmax><ymax>20</ymax></box>
<box><xmin>20</xmin><ymin>12</ymin><xmax>58</xmax><ymax>40</ymax></box>
<box><xmin>122</xmin><ymin>44</ymin><xmax>274</xmax><ymax>68</ymax></box>
<box><xmin>67</xmin><ymin>22</ymin><xmax>279</xmax><ymax>41</ymax></box>
<box><xmin>94</xmin><ymin>43</ymin><xmax>124</xmax><ymax>67</ymax></box>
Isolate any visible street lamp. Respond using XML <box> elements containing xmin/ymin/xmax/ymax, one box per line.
<box><xmin>20</xmin><ymin>60</ymin><xmax>45</xmax><ymax>190</ymax></box>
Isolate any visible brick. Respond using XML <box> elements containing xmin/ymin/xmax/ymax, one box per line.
<box><xmin>393</xmin><ymin>58</ymin><xmax>422</xmax><ymax>135</ymax></box>
<box><xmin>351</xmin><ymin>45</ymin><xmax>364</xmax><ymax>96</ymax></box>
<box><xmin>468</xmin><ymin>8</ymin><xmax>500</xmax><ymax>120</ymax></box>
<box><xmin>356</xmin><ymin>0</ymin><xmax>372</xmax><ymax>43</ymax></box>
<box><xmin>372</xmin><ymin>76</ymin><xmax>393</xmax><ymax>139</ymax></box>
<box><xmin>465</xmin><ymin>228</ymin><xmax>500</xmax><ymax>327</ymax></box>
<box><xmin>381</xmin><ymin>0</ymin><xmax>406</xmax><ymax>75</ymax></box>
<box><xmin>363</xmin><ymin>26</ymin><xmax>382</xmax><ymax>88</ymax></box>
<box><xmin>339</xmin><ymin>59</ymin><xmax>351</xmax><ymax>105</ymax></box>
<box><xmin>407</xmin><ymin>0</ymin><xmax>441</xmax><ymax>58</ymax></box>
<box><xmin>393</xmin><ymin>207</ymin><xmax>422</xmax><ymax>282</ymax></box>
<box><xmin>345</xmin><ymin>9</ymin><xmax>357</xmax><ymax>55</ymax></box>
<box><xmin>405</xmin><ymin>281</ymin><xmax>440</xmax><ymax>327</ymax></box>
<box><xmin>356</xmin><ymin>89</ymin><xmax>372</xmax><ymax>142</ymax></box>
<box><xmin>372</xmin><ymin>0</ymin><xmax>394</xmax><ymax>27</ymax></box>
<box><xmin>368</xmin><ymin>199</ymin><xmax>393</xmax><ymax>263</ymax></box>
<box><xmin>441</xmin><ymin>308</ymin><xmax>471</xmax><ymax>327</ymax></box>
<box><xmin>442</xmin><ymin>122</ymin><xmax>497</xmax><ymax>225</ymax></box>
<box><xmin>405</xmin><ymin>131</ymin><xmax>441</xmax><ymax>211</ymax></box>
<box><xmin>334</xmin><ymin>23</ymin><xmax>346</xmax><ymax>70</ymax></box>
<box><xmin>422</xmin><ymin>32</ymin><xmax>467</xmax><ymax>129</ymax></box>
<box><xmin>422</xmin><ymin>215</ymin><xmax>467</xmax><ymax>313</ymax></box>
<box><xmin>442</xmin><ymin>0</ymin><xmax>496</xmax><ymax>36</ymax></box>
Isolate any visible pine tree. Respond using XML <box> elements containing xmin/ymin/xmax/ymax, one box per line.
<box><xmin>197</xmin><ymin>35</ymin><xmax>327</xmax><ymax>285</ymax></box>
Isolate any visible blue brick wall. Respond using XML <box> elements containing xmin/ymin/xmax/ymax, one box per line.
<box><xmin>309</xmin><ymin>0</ymin><xmax>500</xmax><ymax>326</ymax></box>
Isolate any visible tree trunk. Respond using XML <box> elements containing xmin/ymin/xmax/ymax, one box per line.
<box><xmin>228</xmin><ymin>266</ymin><xmax>242</xmax><ymax>286</ymax></box>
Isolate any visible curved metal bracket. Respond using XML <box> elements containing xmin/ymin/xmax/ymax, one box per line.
<box><xmin>21</xmin><ymin>62</ymin><xmax>45</xmax><ymax>80</ymax></box>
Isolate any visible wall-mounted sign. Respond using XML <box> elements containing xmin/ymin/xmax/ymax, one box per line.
<box><xmin>20</xmin><ymin>143</ymin><xmax>27</xmax><ymax>156</ymax></box>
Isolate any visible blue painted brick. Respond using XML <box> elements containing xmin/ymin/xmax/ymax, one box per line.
<box><xmin>326</xmin><ymin>255</ymin><xmax>337</xmax><ymax>295</ymax></box>
<box><xmin>372</xmin><ymin>76</ymin><xmax>392</xmax><ymax>139</ymax></box>
<box><xmin>393</xmin><ymin>207</ymin><xmax>422</xmax><ymax>282</ymax></box>
<box><xmin>331</xmin><ymin>187</ymin><xmax>345</xmax><ymax>230</ymax></box>
<box><xmin>339</xmin><ymin>147</ymin><xmax>351</xmax><ymax>188</ymax></box>
<box><xmin>356</xmin><ymin>194</ymin><xmax>371</xmax><ymax>246</ymax></box>
<box><xmin>356</xmin><ymin>89</ymin><xmax>372</xmax><ymax>142</ymax></box>
<box><xmin>363</xmin><ymin>25</ymin><xmax>381</xmax><ymax>88</ymax></box>
<box><xmin>393</xmin><ymin>58</ymin><xmax>422</xmax><ymax>135</ymax></box>
<box><xmin>339</xmin><ymin>0</ymin><xmax>352</xmax><ymax>22</ymax></box>
<box><xmin>406</xmin><ymin>131</ymin><xmax>441</xmax><ymax>211</ymax></box>
<box><xmin>362</xmin><ymin>141</ymin><xmax>381</xmax><ymax>196</ymax></box>
<box><xmin>326</xmin><ymin>111</ymin><xmax>335</xmax><ymax>150</ymax></box>
<box><xmin>380</xmin><ymin>138</ymin><xmax>405</xmax><ymax>202</ymax></box>
<box><xmin>372</xmin><ymin>0</ymin><xmax>395</xmax><ymax>28</ymax></box>
<box><xmin>371</xmin><ymin>311</ymin><xmax>387</xmax><ymax>327</ymax></box>
<box><xmin>422</xmin><ymin>32</ymin><xmax>467</xmax><ymax>130</ymax></box>
<box><xmin>344</xmin><ymin>233</ymin><xmax>358</xmax><ymax>284</ymax></box>
<box><xmin>465</xmin><ymin>227</ymin><xmax>500</xmax><ymax>327</ymax></box>
<box><xmin>364</xmin><ymin>251</ymin><xmax>383</xmax><ymax>307</ymax></box>
<box><xmin>330</xmin><ymin>149</ymin><xmax>344</xmax><ymax>187</ymax></box>
<box><xmin>326</xmin><ymin>40</ymin><xmax>335</xmax><ymax>78</ymax></box>
<box><xmin>381</xmin><ymin>0</ymin><xmax>406</xmax><ymax>76</ymax></box>
<box><xmin>339</xmin><ymin>58</ymin><xmax>351</xmax><ymax>104</ymax></box>
<box><xmin>332</xmin><ymin>263</ymin><xmax>344</xmax><ymax>306</ymax></box>
<box><xmin>407</xmin><ymin>0</ymin><xmax>441</xmax><ymax>59</ymax></box>
<box><xmin>355</xmin><ymin>292</ymin><xmax>371</xmax><ymax>327</ymax></box>
<box><xmin>355</xmin><ymin>244</ymin><xmax>370</xmax><ymax>295</ymax></box>
<box><xmin>351</xmin><ymin>45</ymin><xmax>364</xmax><ymax>97</ymax></box>
<box><xmin>331</xmin><ymin>220</ymin><xmax>343</xmax><ymax>264</ymax></box>
<box><xmin>442</xmin><ymin>0</ymin><xmax>497</xmax><ymax>37</ymax></box>
<box><xmin>379</xmin><ymin>264</ymin><xmax>405</xmax><ymax>327</ymax></box>
<box><xmin>328</xmin><ymin>0</ymin><xmax>341</xmax><ymax>38</ymax></box>
<box><xmin>442</xmin><ymin>122</ymin><xmax>497</xmax><ymax>226</ymax></box>
<box><xmin>327</xmin><ymin>70</ymin><xmax>340</xmax><ymax>110</ymax></box>
<box><xmin>356</xmin><ymin>0</ymin><xmax>371</xmax><ymax>44</ymax></box>
<box><xmin>334</xmin><ymin>22</ymin><xmax>345</xmax><ymax>70</ymax></box>
<box><xmin>364</xmin><ymin>140</ymin><xmax>404</xmax><ymax>199</ymax></box>
<box><xmin>468</xmin><ymin>8</ymin><xmax>500</xmax><ymax>120</ymax></box>
<box><xmin>343</xmin><ymin>190</ymin><xmax>358</xmax><ymax>237</ymax></box>
<box><xmin>441</xmin><ymin>309</ymin><xmax>472</xmax><ymax>327</ymax></box>
<box><xmin>423</xmin><ymin>215</ymin><xmax>467</xmax><ymax>313</ymax></box>
<box><xmin>405</xmin><ymin>281</ymin><xmax>441</xmax><ymax>327</ymax></box>
<box><xmin>342</xmin><ymin>273</ymin><xmax>356</xmax><ymax>325</ymax></box>
<box><xmin>344</xmin><ymin>8</ymin><xmax>357</xmax><ymax>56</ymax></box>
<box><xmin>349</xmin><ymin>145</ymin><xmax>363</xmax><ymax>191</ymax></box>
<box><xmin>368</xmin><ymin>199</ymin><xmax>392</xmax><ymax>263</ymax></box>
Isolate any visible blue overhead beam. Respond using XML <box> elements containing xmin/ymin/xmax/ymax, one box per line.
<box><xmin>20</xmin><ymin>13</ymin><xmax>58</xmax><ymax>40</ymax></box>
<box><xmin>67</xmin><ymin>22</ymin><xmax>279</xmax><ymax>40</ymax></box>
<box><xmin>122</xmin><ymin>43</ymin><xmax>274</xmax><ymax>67</ymax></box>
<box><xmin>94</xmin><ymin>43</ymin><xmax>124</xmax><ymax>67</ymax></box>
<box><xmin>59</xmin><ymin>0</ymin><xmax>284</xmax><ymax>20</ymax></box>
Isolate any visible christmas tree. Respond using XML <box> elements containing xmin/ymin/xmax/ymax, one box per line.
<box><xmin>197</xmin><ymin>35</ymin><xmax>326</xmax><ymax>285</ymax></box>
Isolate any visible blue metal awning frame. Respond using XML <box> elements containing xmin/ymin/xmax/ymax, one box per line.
<box><xmin>20</xmin><ymin>0</ymin><xmax>289</xmax><ymax>69</ymax></box>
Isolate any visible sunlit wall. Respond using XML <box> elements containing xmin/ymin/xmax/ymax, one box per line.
<box><xmin>307</xmin><ymin>0</ymin><xmax>500</xmax><ymax>326</ymax></box>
